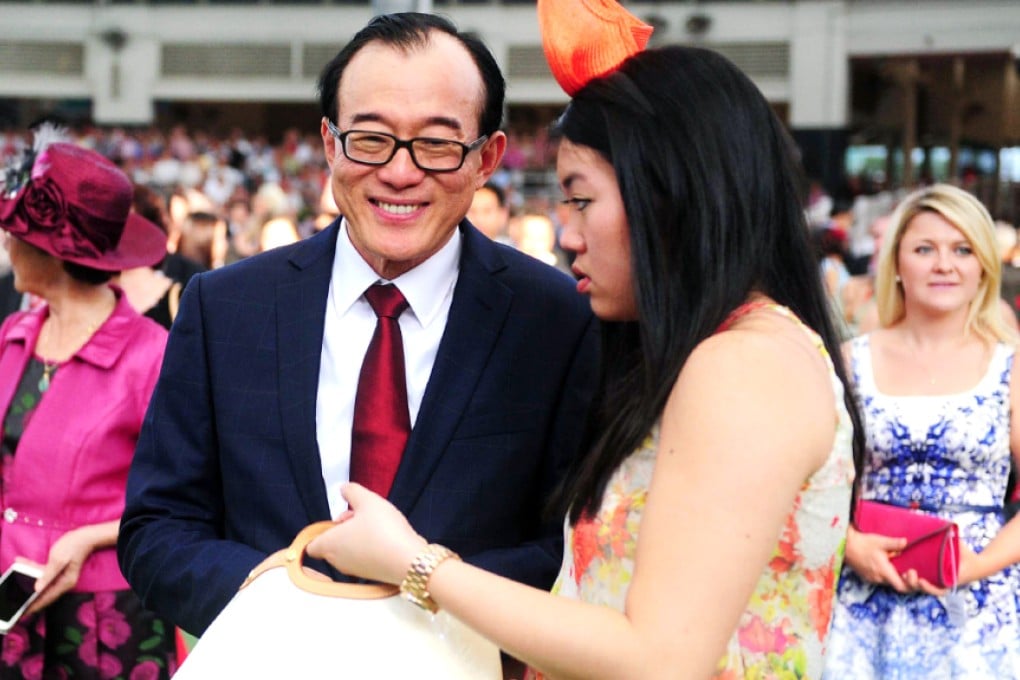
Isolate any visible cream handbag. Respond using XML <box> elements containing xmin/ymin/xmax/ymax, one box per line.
<box><xmin>174</xmin><ymin>522</ymin><xmax>502</xmax><ymax>678</ymax></box>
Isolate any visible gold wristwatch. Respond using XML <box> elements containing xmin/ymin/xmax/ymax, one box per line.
<box><xmin>400</xmin><ymin>544</ymin><xmax>460</xmax><ymax>613</ymax></box>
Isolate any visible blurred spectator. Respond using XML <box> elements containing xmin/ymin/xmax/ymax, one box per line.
<box><xmin>814</xmin><ymin>225</ymin><xmax>851</xmax><ymax>338</ymax></box>
<box><xmin>842</xmin><ymin>214</ymin><xmax>892</xmax><ymax>337</ymax></box>
<box><xmin>996</xmin><ymin>221</ymin><xmax>1020</xmax><ymax>325</ymax></box>
<box><xmin>149</xmin><ymin>146</ymin><xmax>182</xmax><ymax>190</ymax></box>
<box><xmin>202</xmin><ymin>164</ymin><xmax>244</xmax><ymax>209</ymax></box>
<box><xmin>512</xmin><ymin>213</ymin><xmax>570</xmax><ymax>274</ymax></box>
<box><xmin>467</xmin><ymin>183</ymin><xmax>513</xmax><ymax>244</ymax></box>
<box><xmin>224</xmin><ymin>196</ymin><xmax>259</xmax><ymax>264</ymax></box>
<box><xmin>805</xmin><ymin>179</ymin><xmax>834</xmax><ymax>229</ymax></box>
<box><xmin>169</xmin><ymin>124</ymin><xmax>196</xmax><ymax>161</ymax></box>
<box><xmin>251</xmin><ymin>181</ymin><xmax>294</xmax><ymax>228</ymax></box>
<box><xmin>309</xmin><ymin>180</ymin><xmax>340</xmax><ymax>235</ymax></box>
<box><xmin>177</xmin><ymin>211</ymin><xmax>226</xmax><ymax>271</ymax></box>
<box><xmin>502</xmin><ymin>131</ymin><xmax>527</xmax><ymax>171</ymax></box>
<box><xmin>258</xmin><ymin>216</ymin><xmax>300</xmax><ymax>252</ymax></box>
<box><xmin>847</xmin><ymin>185</ymin><xmax>900</xmax><ymax>274</ymax></box>
<box><xmin>166</xmin><ymin>187</ymin><xmax>216</xmax><ymax>256</ymax></box>
<box><xmin>117</xmin><ymin>185</ymin><xmax>182</xmax><ymax>329</ymax></box>
<box><xmin>995</xmin><ymin>221</ymin><xmax>1020</xmax><ymax>266</ymax></box>
<box><xmin>816</xmin><ymin>226</ymin><xmax>851</xmax><ymax>302</ymax></box>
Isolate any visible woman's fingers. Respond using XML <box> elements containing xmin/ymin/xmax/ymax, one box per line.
<box><xmin>27</xmin><ymin>565</ymin><xmax>75</xmax><ymax>613</ymax></box>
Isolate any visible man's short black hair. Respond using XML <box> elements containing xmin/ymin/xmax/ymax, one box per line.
<box><xmin>317</xmin><ymin>12</ymin><xmax>505</xmax><ymax>138</ymax></box>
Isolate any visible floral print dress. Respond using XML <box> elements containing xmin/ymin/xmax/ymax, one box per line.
<box><xmin>531</xmin><ymin>303</ymin><xmax>856</xmax><ymax>679</ymax></box>
<box><xmin>824</xmin><ymin>336</ymin><xmax>1020</xmax><ymax>679</ymax></box>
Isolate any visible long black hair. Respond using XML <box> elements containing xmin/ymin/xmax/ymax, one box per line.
<box><xmin>554</xmin><ymin>45</ymin><xmax>865</xmax><ymax>523</ymax></box>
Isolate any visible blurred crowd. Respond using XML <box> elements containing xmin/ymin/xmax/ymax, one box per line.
<box><xmin>0</xmin><ymin>122</ymin><xmax>577</xmax><ymax>278</ymax></box>
<box><xmin>1</xmin><ymin>124</ymin><xmax>332</xmax><ymax>271</ymax></box>
<box><xmin>2</xmin><ymin>121</ymin><xmax>1016</xmax><ymax>325</ymax></box>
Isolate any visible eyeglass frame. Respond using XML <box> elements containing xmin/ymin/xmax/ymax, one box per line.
<box><xmin>324</xmin><ymin>119</ymin><xmax>489</xmax><ymax>173</ymax></box>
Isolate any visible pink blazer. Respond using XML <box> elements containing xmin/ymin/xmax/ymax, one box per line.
<box><xmin>0</xmin><ymin>288</ymin><xmax>167</xmax><ymax>592</ymax></box>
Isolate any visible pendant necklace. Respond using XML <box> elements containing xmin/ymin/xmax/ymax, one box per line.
<box><xmin>36</xmin><ymin>317</ymin><xmax>101</xmax><ymax>394</ymax></box>
<box><xmin>38</xmin><ymin>359</ymin><xmax>57</xmax><ymax>393</ymax></box>
<box><xmin>912</xmin><ymin>347</ymin><xmax>942</xmax><ymax>387</ymax></box>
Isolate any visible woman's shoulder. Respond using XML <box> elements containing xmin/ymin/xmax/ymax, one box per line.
<box><xmin>864</xmin><ymin>326</ymin><xmax>894</xmax><ymax>342</ymax></box>
<box><xmin>132</xmin><ymin>313</ymin><xmax>170</xmax><ymax>345</ymax></box>
<box><xmin>683</xmin><ymin>308</ymin><xmax>834</xmax><ymax>407</ymax></box>
<box><xmin>668</xmin><ymin>307</ymin><xmax>839</xmax><ymax>475</ymax></box>
<box><xmin>99</xmin><ymin>299</ymin><xmax>168</xmax><ymax>375</ymax></box>
<box><xmin>0</xmin><ymin>306</ymin><xmax>44</xmax><ymax>345</ymax></box>
<box><xmin>111</xmin><ymin>291</ymin><xmax>169</xmax><ymax>341</ymax></box>
<box><xmin>705</xmin><ymin>303</ymin><xmax>826</xmax><ymax>360</ymax></box>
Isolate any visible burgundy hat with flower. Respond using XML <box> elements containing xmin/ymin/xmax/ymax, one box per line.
<box><xmin>0</xmin><ymin>129</ymin><xmax>166</xmax><ymax>272</ymax></box>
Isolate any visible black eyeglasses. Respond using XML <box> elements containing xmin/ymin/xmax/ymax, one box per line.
<box><xmin>325</xmin><ymin>120</ymin><xmax>488</xmax><ymax>173</ymax></box>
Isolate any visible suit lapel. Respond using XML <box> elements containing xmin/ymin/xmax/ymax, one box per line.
<box><xmin>389</xmin><ymin>225</ymin><xmax>511</xmax><ymax>514</ymax></box>
<box><xmin>277</xmin><ymin>224</ymin><xmax>338</xmax><ymax>522</ymax></box>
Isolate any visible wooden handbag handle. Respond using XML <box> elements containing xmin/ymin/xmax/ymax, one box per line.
<box><xmin>242</xmin><ymin>521</ymin><xmax>400</xmax><ymax>599</ymax></box>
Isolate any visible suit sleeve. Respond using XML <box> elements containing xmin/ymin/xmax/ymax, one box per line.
<box><xmin>464</xmin><ymin>313</ymin><xmax>599</xmax><ymax>589</ymax></box>
<box><xmin>118</xmin><ymin>274</ymin><xmax>267</xmax><ymax>636</ymax></box>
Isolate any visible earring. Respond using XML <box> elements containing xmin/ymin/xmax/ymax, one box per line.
<box><xmin>895</xmin><ymin>274</ymin><xmax>901</xmax><ymax>283</ymax></box>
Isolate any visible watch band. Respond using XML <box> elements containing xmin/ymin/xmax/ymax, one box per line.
<box><xmin>400</xmin><ymin>543</ymin><xmax>460</xmax><ymax>613</ymax></box>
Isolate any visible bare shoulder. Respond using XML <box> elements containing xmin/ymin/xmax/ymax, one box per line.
<box><xmin>679</xmin><ymin>311</ymin><xmax>835</xmax><ymax>418</ymax></box>
<box><xmin>858</xmin><ymin>326</ymin><xmax>899</xmax><ymax>363</ymax></box>
<box><xmin>865</xmin><ymin>326</ymin><xmax>895</xmax><ymax>347</ymax></box>
<box><xmin>681</xmin><ymin>310</ymin><xmax>832</xmax><ymax>394</ymax></box>
<box><xmin>664</xmin><ymin>310</ymin><xmax>838</xmax><ymax>474</ymax></box>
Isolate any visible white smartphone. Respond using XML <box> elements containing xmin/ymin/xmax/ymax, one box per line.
<box><xmin>0</xmin><ymin>563</ymin><xmax>42</xmax><ymax>634</ymax></box>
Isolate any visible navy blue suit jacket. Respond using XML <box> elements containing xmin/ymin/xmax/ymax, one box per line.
<box><xmin>118</xmin><ymin>220</ymin><xmax>599</xmax><ymax>635</ymax></box>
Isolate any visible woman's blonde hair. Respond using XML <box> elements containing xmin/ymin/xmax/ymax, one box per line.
<box><xmin>874</xmin><ymin>184</ymin><xmax>1015</xmax><ymax>344</ymax></box>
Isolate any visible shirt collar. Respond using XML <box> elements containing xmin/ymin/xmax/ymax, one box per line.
<box><xmin>1</xmin><ymin>286</ymin><xmax>141</xmax><ymax>370</ymax></box>
<box><xmin>332</xmin><ymin>218</ymin><xmax>461</xmax><ymax>328</ymax></box>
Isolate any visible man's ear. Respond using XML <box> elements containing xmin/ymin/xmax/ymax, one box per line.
<box><xmin>476</xmin><ymin>131</ymin><xmax>508</xmax><ymax>188</ymax></box>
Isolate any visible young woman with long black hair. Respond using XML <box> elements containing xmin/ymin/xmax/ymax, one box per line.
<box><xmin>302</xmin><ymin>3</ymin><xmax>865</xmax><ymax>677</ymax></box>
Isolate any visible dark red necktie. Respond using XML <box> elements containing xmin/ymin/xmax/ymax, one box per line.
<box><xmin>350</xmin><ymin>283</ymin><xmax>410</xmax><ymax>498</ymax></box>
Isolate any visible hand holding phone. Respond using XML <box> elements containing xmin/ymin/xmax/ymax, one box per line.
<box><xmin>0</xmin><ymin>562</ymin><xmax>43</xmax><ymax>634</ymax></box>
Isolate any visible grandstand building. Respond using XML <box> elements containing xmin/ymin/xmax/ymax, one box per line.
<box><xmin>1</xmin><ymin>0</ymin><xmax>1018</xmax><ymax>211</ymax></box>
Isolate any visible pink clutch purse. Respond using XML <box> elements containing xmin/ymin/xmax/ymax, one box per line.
<box><xmin>855</xmin><ymin>500</ymin><xmax>960</xmax><ymax>588</ymax></box>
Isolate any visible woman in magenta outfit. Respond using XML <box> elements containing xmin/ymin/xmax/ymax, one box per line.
<box><xmin>0</xmin><ymin>131</ymin><xmax>176</xmax><ymax>678</ymax></box>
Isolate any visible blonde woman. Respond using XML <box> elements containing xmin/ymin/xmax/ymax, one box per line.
<box><xmin>825</xmin><ymin>184</ymin><xmax>1020</xmax><ymax>677</ymax></box>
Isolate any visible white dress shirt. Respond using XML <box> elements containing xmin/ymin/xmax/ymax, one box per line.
<box><xmin>316</xmin><ymin>220</ymin><xmax>460</xmax><ymax>517</ymax></box>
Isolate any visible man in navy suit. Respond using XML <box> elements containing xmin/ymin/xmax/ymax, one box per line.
<box><xmin>118</xmin><ymin>12</ymin><xmax>598</xmax><ymax>639</ymax></box>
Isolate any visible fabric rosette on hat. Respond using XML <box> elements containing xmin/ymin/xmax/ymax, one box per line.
<box><xmin>0</xmin><ymin>134</ymin><xmax>167</xmax><ymax>272</ymax></box>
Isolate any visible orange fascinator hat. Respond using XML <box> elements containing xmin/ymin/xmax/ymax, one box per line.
<box><xmin>537</xmin><ymin>0</ymin><xmax>654</xmax><ymax>96</ymax></box>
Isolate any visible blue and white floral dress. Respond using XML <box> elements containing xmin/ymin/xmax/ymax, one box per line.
<box><xmin>824</xmin><ymin>335</ymin><xmax>1020</xmax><ymax>679</ymax></box>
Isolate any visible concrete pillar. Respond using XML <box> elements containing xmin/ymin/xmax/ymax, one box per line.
<box><xmin>948</xmin><ymin>56</ymin><xmax>965</xmax><ymax>180</ymax></box>
<box><xmin>789</xmin><ymin>1</ymin><xmax>848</xmax><ymax>128</ymax></box>
<box><xmin>89</xmin><ymin>31</ymin><xmax>159</xmax><ymax>125</ymax></box>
